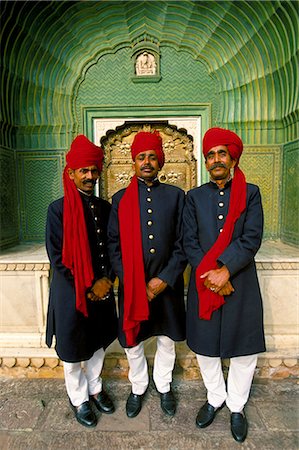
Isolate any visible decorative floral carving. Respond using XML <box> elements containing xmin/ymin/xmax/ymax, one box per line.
<box><xmin>100</xmin><ymin>121</ymin><xmax>197</xmax><ymax>201</ymax></box>
<box><xmin>115</xmin><ymin>172</ymin><xmax>133</xmax><ymax>185</ymax></box>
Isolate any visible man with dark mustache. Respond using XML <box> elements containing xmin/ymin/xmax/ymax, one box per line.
<box><xmin>45</xmin><ymin>135</ymin><xmax>117</xmax><ymax>428</ymax></box>
<box><xmin>108</xmin><ymin>130</ymin><xmax>186</xmax><ymax>418</ymax></box>
<box><xmin>183</xmin><ymin>127</ymin><xmax>265</xmax><ymax>443</ymax></box>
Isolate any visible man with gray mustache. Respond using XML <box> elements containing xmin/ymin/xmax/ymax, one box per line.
<box><xmin>183</xmin><ymin>127</ymin><xmax>265</xmax><ymax>443</ymax></box>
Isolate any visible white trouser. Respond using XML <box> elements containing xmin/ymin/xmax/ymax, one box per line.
<box><xmin>125</xmin><ymin>335</ymin><xmax>176</xmax><ymax>395</ymax></box>
<box><xmin>196</xmin><ymin>354</ymin><xmax>258</xmax><ymax>413</ymax></box>
<box><xmin>63</xmin><ymin>348</ymin><xmax>105</xmax><ymax>407</ymax></box>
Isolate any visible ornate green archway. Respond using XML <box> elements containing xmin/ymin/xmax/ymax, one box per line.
<box><xmin>1</xmin><ymin>1</ymin><xmax>298</xmax><ymax>147</ymax></box>
<box><xmin>0</xmin><ymin>1</ymin><xmax>298</xmax><ymax>246</ymax></box>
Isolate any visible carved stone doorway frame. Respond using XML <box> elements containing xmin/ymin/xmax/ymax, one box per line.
<box><xmin>84</xmin><ymin>104</ymin><xmax>211</xmax><ymax>197</ymax></box>
<box><xmin>98</xmin><ymin>120</ymin><xmax>198</xmax><ymax>201</ymax></box>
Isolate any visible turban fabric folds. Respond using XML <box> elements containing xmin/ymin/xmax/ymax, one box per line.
<box><xmin>118</xmin><ymin>131</ymin><xmax>164</xmax><ymax>346</ymax></box>
<box><xmin>202</xmin><ymin>127</ymin><xmax>243</xmax><ymax>165</ymax></box>
<box><xmin>62</xmin><ymin>135</ymin><xmax>104</xmax><ymax>317</ymax></box>
<box><xmin>196</xmin><ymin>128</ymin><xmax>247</xmax><ymax>320</ymax></box>
<box><xmin>66</xmin><ymin>134</ymin><xmax>104</xmax><ymax>171</ymax></box>
<box><xmin>131</xmin><ymin>130</ymin><xmax>165</xmax><ymax>168</ymax></box>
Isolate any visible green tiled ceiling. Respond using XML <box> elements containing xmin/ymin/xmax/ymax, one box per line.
<box><xmin>1</xmin><ymin>1</ymin><xmax>298</xmax><ymax>148</ymax></box>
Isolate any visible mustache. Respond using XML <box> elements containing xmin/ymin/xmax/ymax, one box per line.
<box><xmin>141</xmin><ymin>164</ymin><xmax>154</xmax><ymax>170</ymax></box>
<box><xmin>83</xmin><ymin>179</ymin><xmax>96</xmax><ymax>185</ymax></box>
<box><xmin>209</xmin><ymin>162</ymin><xmax>228</xmax><ymax>171</ymax></box>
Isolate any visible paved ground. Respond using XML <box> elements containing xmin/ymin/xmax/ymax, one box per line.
<box><xmin>0</xmin><ymin>377</ymin><xmax>298</xmax><ymax>450</ymax></box>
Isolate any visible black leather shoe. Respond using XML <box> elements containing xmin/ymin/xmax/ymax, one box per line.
<box><xmin>126</xmin><ymin>392</ymin><xmax>144</xmax><ymax>418</ymax></box>
<box><xmin>231</xmin><ymin>412</ymin><xmax>248</xmax><ymax>442</ymax></box>
<box><xmin>196</xmin><ymin>401</ymin><xmax>224</xmax><ymax>428</ymax></box>
<box><xmin>90</xmin><ymin>390</ymin><xmax>115</xmax><ymax>414</ymax></box>
<box><xmin>160</xmin><ymin>389</ymin><xmax>176</xmax><ymax>416</ymax></box>
<box><xmin>69</xmin><ymin>400</ymin><xmax>97</xmax><ymax>428</ymax></box>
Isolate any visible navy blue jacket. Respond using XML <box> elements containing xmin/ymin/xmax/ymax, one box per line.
<box><xmin>108</xmin><ymin>179</ymin><xmax>187</xmax><ymax>347</ymax></box>
<box><xmin>183</xmin><ymin>180</ymin><xmax>266</xmax><ymax>358</ymax></box>
<box><xmin>46</xmin><ymin>193</ymin><xmax>117</xmax><ymax>362</ymax></box>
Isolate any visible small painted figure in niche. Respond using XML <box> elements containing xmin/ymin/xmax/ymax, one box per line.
<box><xmin>136</xmin><ymin>51</ymin><xmax>156</xmax><ymax>76</ymax></box>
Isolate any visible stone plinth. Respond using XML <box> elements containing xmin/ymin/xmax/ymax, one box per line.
<box><xmin>0</xmin><ymin>241</ymin><xmax>298</xmax><ymax>378</ymax></box>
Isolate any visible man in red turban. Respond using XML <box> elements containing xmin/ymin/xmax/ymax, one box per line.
<box><xmin>108</xmin><ymin>130</ymin><xmax>186</xmax><ymax>418</ymax></box>
<box><xmin>45</xmin><ymin>135</ymin><xmax>117</xmax><ymax>428</ymax></box>
<box><xmin>183</xmin><ymin>127</ymin><xmax>265</xmax><ymax>442</ymax></box>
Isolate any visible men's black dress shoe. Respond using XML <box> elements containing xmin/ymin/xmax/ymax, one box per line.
<box><xmin>126</xmin><ymin>392</ymin><xmax>144</xmax><ymax>418</ymax></box>
<box><xmin>231</xmin><ymin>412</ymin><xmax>248</xmax><ymax>442</ymax></box>
<box><xmin>196</xmin><ymin>401</ymin><xmax>224</xmax><ymax>428</ymax></box>
<box><xmin>90</xmin><ymin>389</ymin><xmax>115</xmax><ymax>414</ymax></box>
<box><xmin>160</xmin><ymin>389</ymin><xmax>176</xmax><ymax>416</ymax></box>
<box><xmin>69</xmin><ymin>400</ymin><xmax>97</xmax><ymax>428</ymax></box>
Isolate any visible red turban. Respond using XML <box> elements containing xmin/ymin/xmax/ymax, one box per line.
<box><xmin>62</xmin><ymin>135</ymin><xmax>104</xmax><ymax>317</ymax></box>
<box><xmin>203</xmin><ymin>127</ymin><xmax>243</xmax><ymax>165</ymax></box>
<box><xmin>131</xmin><ymin>131</ymin><xmax>165</xmax><ymax>168</ymax></box>
<box><xmin>196</xmin><ymin>127</ymin><xmax>247</xmax><ymax>320</ymax></box>
<box><xmin>66</xmin><ymin>134</ymin><xmax>104</xmax><ymax>171</ymax></box>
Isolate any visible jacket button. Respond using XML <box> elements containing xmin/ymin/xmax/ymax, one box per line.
<box><xmin>147</xmin><ymin>187</ymin><xmax>151</xmax><ymax>192</ymax></box>
<box><xmin>147</xmin><ymin>220</ymin><xmax>153</xmax><ymax>226</ymax></box>
<box><xmin>147</xmin><ymin>197</ymin><xmax>152</xmax><ymax>202</ymax></box>
<box><xmin>218</xmin><ymin>215</ymin><xmax>224</xmax><ymax>220</ymax></box>
<box><xmin>218</xmin><ymin>202</ymin><xmax>224</xmax><ymax>207</ymax></box>
<box><xmin>147</xmin><ymin>209</ymin><xmax>153</xmax><ymax>214</ymax></box>
<box><xmin>149</xmin><ymin>234</ymin><xmax>154</xmax><ymax>239</ymax></box>
<box><xmin>219</xmin><ymin>191</ymin><xmax>224</xmax><ymax>196</ymax></box>
<box><xmin>219</xmin><ymin>228</ymin><xmax>223</xmax><ymax>233</ymax></box>
<box><xmin>149</xmin><ymin>248</ymin><xmax>156</xmax><ymax>254</ymax></box>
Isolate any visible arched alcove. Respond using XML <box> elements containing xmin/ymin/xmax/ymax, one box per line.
<box><xmin>0</xmin><ymin>1</ymin><xmax>298</xmax><ymax>246</ymax></box>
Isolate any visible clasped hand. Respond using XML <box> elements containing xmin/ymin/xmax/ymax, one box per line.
<box><xmin>87</xmin><ymin>277</ymin><xmax>113</xmax><ymax>301</ymax></box>
<box><xmin>200</xmin><ymin>266</ymin><xmax>234</xmax><ymax>296</ymax></box>
<box><xmin>146</xmin><ymin>277</ymin><xmax>167</xmax><ymax>302</ymax></box>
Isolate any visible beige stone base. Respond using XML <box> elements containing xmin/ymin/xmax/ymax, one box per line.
<box><xmin>1</xmin><ymin>353</ymin><xmax>298</xmax><ymax>380</ymax></box>
<box><xmin>1</xmin><ymin>241</ymin><xmax>298</xmax><ymax>382</ymax></box>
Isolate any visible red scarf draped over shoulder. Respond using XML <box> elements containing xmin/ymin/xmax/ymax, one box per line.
<box><xmin>62</xmin><ymin>135</ymin><xmax>103</xmax><ymax>317</ymax></box>
<box><xmin>62</xmin><ymin>168</ymin><xmax>94</xmax><ymax>317</ymax></box>
<box><xmin>118</xmin><ymin>131</ymin><xmax>165</xmax><ymax>346</ymax></box>
<box><xmin>118</xmin><ymin>175</ymin><xmax>149</xmax><ymax>346</ymax></box>
<box><xmin>196</xmin><ymin>128</ymin><xmax>247</xmax><ymax>320</ymax></box>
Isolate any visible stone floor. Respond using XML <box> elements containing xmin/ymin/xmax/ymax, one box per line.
<box><xmin>0</xmin><ymin>377</ymin><xmax>298</xmax><ymax>450</ymax></box>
